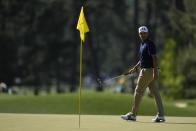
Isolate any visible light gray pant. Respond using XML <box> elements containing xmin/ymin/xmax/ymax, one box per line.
<box><xmin>131</xmin><ymin>68</ymin><xmax>164</xmax><ymax>116</ymax></box>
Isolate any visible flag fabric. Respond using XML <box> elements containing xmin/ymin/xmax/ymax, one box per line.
<box><xmin>77</xmin><ymin>6</ymin><xmax>89</xmax><ymax>42</ymax></box>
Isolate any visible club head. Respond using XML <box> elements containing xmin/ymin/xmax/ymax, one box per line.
<box><xmin>97</xmin><ymin>78</ymin><xmax>102</xmax><ymax>85</ymax></box>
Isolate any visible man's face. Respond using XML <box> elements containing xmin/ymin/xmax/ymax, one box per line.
<box><xmin>139</xmin><ymin>32</ymin><xmax>148</xmax><ymax>41</ymax></box>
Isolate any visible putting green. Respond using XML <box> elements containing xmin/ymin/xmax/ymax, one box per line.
<box><xmin>0</xmin><ymin>113</ymin><xmax>195</xmax><ymax>131</ymax></box>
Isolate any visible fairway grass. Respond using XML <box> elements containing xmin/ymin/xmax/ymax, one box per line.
<box><xmin>0</xmin><ymin>113</ymin><xmax>196</xmax><ymax>131</ymax></box>
<box><xmin>0</xmin><ymin>92</ymin><xmax>196</xmax><ymax>116</ymax></box>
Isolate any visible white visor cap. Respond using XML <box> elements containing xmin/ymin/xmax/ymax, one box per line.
<box><xmin>138</xmin><ymin>26</ymin><xmax>148</xmax><ymax>33</ymax></box>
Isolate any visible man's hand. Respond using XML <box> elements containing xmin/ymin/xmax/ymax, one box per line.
<box><xmin>124</xmin><ymin>61</ymin><xmax>140</xmax><ymax>75</ymax></box>
<box><xmin>153</xmin><ymin>69</ymin><xmax>158</xmax><ymax>80</ymax></box>
<box><xmin>129</xmin><ymin>67</ymin><xmax>136</xmax><ymax>74</ymax></box>
<box><xmin>124</xmin><ymin>67</ymin><xmax>136</xmax><ymax>75</ymax></box>
<box><xmin>152</xmin><ymin>54</ymin><xmax>158</xmax><ymax>80</ymax></box>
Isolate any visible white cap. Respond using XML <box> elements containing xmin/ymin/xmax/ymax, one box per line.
<box><xmin>138</xmin><ymin>26</ymin><xmax>148</xmax><ymax>33</ymax></box>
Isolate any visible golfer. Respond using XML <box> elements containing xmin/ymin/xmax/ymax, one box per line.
<box><xmin>121</xmin><ymin>26</ymin><xmax>165</xmax><ymax>122</ymax></box>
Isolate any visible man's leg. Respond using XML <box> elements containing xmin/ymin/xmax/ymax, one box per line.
<box><xmin>148</xmin><ymin>81</ymin><xmax>164</xmax><ymax>117</ymax></box>
<box><xmin>121</xmin><ymin>69</ymin><xmax>153</xmax><ymax>121</ymax></box>
<box><xmin>131</xmin><ymin>69</ymin><xmax>153</xmax><ymax>116</ymax></box>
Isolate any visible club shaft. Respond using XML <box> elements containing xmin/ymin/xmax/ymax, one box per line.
<box><xmin>104</xmin><ymin>75</ymin><xmax>124</xmax><ymax>82</ymax></box>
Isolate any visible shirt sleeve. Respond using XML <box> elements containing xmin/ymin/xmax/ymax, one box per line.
<box><xmin>148</xmin><ymin>42</ymin><xmax>156</xmax><ymax>55</ymax></box>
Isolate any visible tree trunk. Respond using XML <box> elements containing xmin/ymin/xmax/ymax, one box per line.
<box><xmin>69</xmin><ymin>0</ymin><xmax>81</xmax><ymax>92</ymax></box>
<box><xmin>145</xmin><ymin>1</ymin><xmax>152</xmax><ymax>27</ymax></box>
<box><xmin>133</xmin><ymin>0</ymin><xmax>140</xmax><ymax>63</ymax></box>
<box><xmin>88</xmin><ymin>33</ymin><xmax>103</xmax><ymax>91</ymax></box>
<box><xmin>175</xmin><ymin>0</ymin><xmax>185</xmax><ymax>11</ymax></box>
<box><xmin>70</xmin><ymin>41</ymin><xmax>78</xmax><ymax>92</ymax></box>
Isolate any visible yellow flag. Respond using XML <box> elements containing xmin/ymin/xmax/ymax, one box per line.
<box><xmin>77</xmin><ymin>6</ymin><xmax>89</xmax><ymax>42</ymax></box>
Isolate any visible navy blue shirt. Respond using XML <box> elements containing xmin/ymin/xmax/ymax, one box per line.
<box><xmin>139</xmin><ymin>39</ymin><xmax>156</xmax><ymax>68</ymax></box>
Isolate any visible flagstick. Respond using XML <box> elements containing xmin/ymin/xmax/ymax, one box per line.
<box><xmin>79</xmin><ymin>40</ymin><xmax>83</xmax><ymax>128</ymax></box>
<box><xmin>77</xmin><ymin>6</ymin><xmax>89</xmax><ymax>128</ymax></box>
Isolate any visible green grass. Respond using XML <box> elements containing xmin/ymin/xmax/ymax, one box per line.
<box><xmin>0</xmin><ymin>114</ymin><xmax>196</xmax><ymax>131</ymax></box>
<box><xmin>0</xmin><ymin>91</ymin><xmax>195</xmax><ymax>116</ymax></box>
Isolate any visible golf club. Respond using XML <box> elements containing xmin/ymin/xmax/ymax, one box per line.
<box><xmin>97</xmin><ymin>72</ymin><xmax>132</xmax><ymax>86</ymax></box>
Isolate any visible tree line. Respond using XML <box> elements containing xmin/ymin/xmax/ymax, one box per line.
<box><xmin>0</xmin><ymin>0</ymin><xmax>195</xmax><ymax>98</ymax></box>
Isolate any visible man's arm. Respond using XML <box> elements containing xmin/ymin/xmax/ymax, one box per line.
<box><xmin>133</xmin><ymin>61</ymin><xmax>141</xmax><ymax>70</ymax></box>
<box><xmin>152</xmin><ymin>54</ymin><xmax>158</xmax><ymax>80</ymax></box>
<box><xmin>128</xmin><ymin>61</ymin><xmax>140</xmax><ymax>74</ymax></box>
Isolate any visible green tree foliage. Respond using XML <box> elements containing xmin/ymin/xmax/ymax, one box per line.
<box><xmin>168</xmin><ymin>0</ymin><xmax>196</xmax><ymax>47</ymax></box>
<box><xmin>0</xmin><ymin>0</ymin><xmax>79</xmax><ymax>94</ymax></box>
<box><xmin>177</xmin><ymin>45</ymin><xmax>196</xmax><ymax>98</ymax></box>
<box><xmin>0</xmin><ymin>0</ymin><xmax>195</xmax><ymax>97</ymax></box>
<box><xmin>160</xmin><ymin>39</ymin><xmax>185</xmax><ymax>98</ymax></box>
<box><xmin>85</xmin><ymin>0</ymin><xmax>134</xmax><ymax>75</ymax></box>
<box><xmin>159</xmin><ymin>0</ymin><xmax>196</xmax><ymax>98</ymax></box>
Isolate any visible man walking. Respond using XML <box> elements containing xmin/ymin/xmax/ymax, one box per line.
<box><xmin>121</xmin><ymin>26</ymin><xmax>165</xmax><ymax>122</ymax></box>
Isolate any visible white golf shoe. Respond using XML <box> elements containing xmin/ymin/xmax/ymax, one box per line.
<box><xmin>121</xmin><ymin>112</ymin><xmax>136</xmax><ymax>121</ymax></box>
<box><xmin>152</xmin><ymin>115</ymin><xmax>165</xmax><ymax>122</ymax></box>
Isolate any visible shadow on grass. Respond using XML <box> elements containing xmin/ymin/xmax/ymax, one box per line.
<box><xmin>137</xmin><ymin>121</ymin><xmax>196</xmax><ymax>125</ymax></box>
